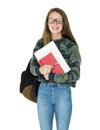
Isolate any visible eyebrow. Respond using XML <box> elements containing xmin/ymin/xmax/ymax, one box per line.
<box><xmin>48</xmin><ymin>18</ymin><xmax>63</xmax><ymax>19</ymax></box>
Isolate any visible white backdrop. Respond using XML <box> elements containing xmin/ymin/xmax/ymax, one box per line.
<box><xmin>0</xmin><ymin>0</ymin><xmax>100</xmax><ymax>130</ymax></box>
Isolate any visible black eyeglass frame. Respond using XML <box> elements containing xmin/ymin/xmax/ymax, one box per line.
<box><xmin>48</xmin><ymin>18</ymin><xmax>63</xmax><ymax>24</ymax></box>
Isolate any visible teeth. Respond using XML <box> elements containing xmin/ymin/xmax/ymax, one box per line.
<box><xmin>52</xmin><ymin>27</ymin><xmax>58</xmax><ymax>30</ymax></box>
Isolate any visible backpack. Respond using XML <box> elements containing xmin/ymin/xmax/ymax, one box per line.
<box><xmin>19</xmin><ymin>60</ymin><xmax>40</xmax><ymax>103</ymax></box>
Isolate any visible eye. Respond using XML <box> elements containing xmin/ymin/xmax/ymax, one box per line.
<box><xmin>57</xmin><ymin>18</ymin><xmax>63</xmax><ymax>23</ymax></box>
<box><xmin>48</xmin><ymin>19</ymin><xmax>54</xmax><ymax>24</ymax></box>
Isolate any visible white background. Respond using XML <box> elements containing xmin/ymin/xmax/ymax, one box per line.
<box><xmin>0</xmin><ymin>0</ymin><xmax>100</xmax><ymax>130</ymax></box>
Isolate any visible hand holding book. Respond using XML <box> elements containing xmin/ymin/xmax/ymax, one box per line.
<box><xmin>39</xmin><ymin>65</ymin><xmax>53</xmax><ymax>75</ymax></box>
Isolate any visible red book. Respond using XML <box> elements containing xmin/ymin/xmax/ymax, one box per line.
<box><xmin>38</xmin><ymin>52</ymin><xmax>64</xmax><ymax>74</ymax></box>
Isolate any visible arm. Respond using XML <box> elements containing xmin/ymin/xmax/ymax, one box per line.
<box><xmin>30</xmin><ymin>39</ymin><xmax>53</xmax><ymax>77</ymax></box>
<box><xmin>30</xmin><ymin>40</ymin><xmax>42</xmax><ymax>77</ymax></box>
<box><xmin>49</xmin><ymin>44</ymin><xmax>81</xmax><ymax>85</ymax></box>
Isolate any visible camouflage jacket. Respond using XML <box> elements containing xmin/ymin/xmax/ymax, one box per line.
<box><xmin>30</xmin><ymin>37</ymin><xmax>81</xmax><ymax>87</ymax></box>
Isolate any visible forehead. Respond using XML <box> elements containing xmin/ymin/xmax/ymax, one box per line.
<box><xmin>48</xmin><ymin>11</ymin><xmax>62</xmax><ymax>18</ymax></box>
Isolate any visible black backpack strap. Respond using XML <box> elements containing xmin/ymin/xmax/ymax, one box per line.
<box><xmin>19</xmin><ymin>60</ymin><xmax>34</xmax><ymax>93</ymax></box>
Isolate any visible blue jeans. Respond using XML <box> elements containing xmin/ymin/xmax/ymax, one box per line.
<box><xmin>37</xmin><ymin>82</ymin><xmax>72</xmax><ymax>130</ymax></box>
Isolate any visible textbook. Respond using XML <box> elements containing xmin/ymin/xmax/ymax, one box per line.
<box><xmin>34</xmin><ymin>41</ymin><xmax>70</xmax><ymax>74</ymax></box>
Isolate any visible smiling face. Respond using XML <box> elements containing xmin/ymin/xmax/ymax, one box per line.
<box><xmin>48</xmin><ymin>11</ymin><xmax>63</xmax><ymax>39</ymax></box>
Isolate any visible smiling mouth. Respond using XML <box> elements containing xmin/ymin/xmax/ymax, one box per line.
<box><xmin>52</xmin><ymin>27</ymin><xmax>59</xmax><ymax>30</ymax></box>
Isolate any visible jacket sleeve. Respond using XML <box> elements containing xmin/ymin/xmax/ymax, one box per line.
<box><xmin>49</xmin><ymin>44</ymin><xmax>81</xmax><ymax>85</ymax></box>
<box><xmin>30</xmin><ymin>40</ymin><xmax>42</xmax><ymax>77</ymax></box>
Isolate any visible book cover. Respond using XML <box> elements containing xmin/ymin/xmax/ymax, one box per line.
<box><xmin>38</xmin><ymin>52</ymin><xmax>64</xmax><ymax>74</ymax></box>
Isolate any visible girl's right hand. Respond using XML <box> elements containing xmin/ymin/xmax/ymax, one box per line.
<box><xmin>39</xmin><ymin>65</ymin><xmax>53</xmax><ymax>75</ymax></box>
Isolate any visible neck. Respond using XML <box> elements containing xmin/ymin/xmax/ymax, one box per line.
<box><xmin>51</xmin><ymin>34</ymin><xmax>62</xmax><ymax>40</ymax></box>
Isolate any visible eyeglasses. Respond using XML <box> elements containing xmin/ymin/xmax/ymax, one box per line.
<box><xmin>48</xmin><ymin>18</ymin><xmax>63</xmax><ymax>24</ymax></box>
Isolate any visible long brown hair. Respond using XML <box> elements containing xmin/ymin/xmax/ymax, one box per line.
<box><xmin>42</xmin><ymin>7</ymin><xmax>81</xmax><ymax>62</ymax></box>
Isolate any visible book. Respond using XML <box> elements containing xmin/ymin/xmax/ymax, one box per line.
<box><xmin>38</xmin><ymin>52</ymin><xmax>64</xmax><ymax>74</ymax></box>
<box><xmin>34</xmin><ymin>41</ymin><xmax>70</xmax><ymax>74</ymax></box>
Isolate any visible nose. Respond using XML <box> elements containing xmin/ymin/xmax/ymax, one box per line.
<box><xmin>53</xmin><ymin>20</ymin><xmax>58</xmax><ymax>25</ymax></box>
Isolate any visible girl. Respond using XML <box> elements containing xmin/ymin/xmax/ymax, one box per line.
<box><xmin>30</xmin><ymin>7</ymin><xmax>81</xmax><ymax>130</ymax></box>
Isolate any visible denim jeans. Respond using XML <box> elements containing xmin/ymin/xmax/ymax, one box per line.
<box><xmin>37</xmin><ymin>82</ymin><xmax>72</xmax><ymax>130</ymax></box>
